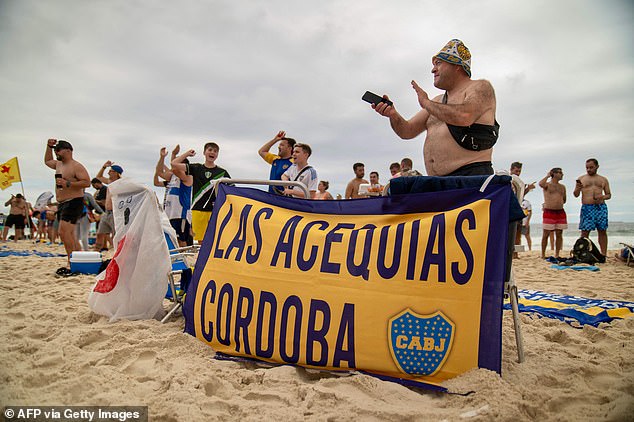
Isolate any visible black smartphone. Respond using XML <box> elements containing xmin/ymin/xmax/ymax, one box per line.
<box><xmin>362</xmin><ymin>91</ymin><xmax>392</xmax><ymax>107</ymax></box>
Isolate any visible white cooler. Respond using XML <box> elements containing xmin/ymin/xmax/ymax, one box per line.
<box><xmin>70</xmin><ymin>251</ymin><xmax>103</xmax><ymax>274</ymax></box>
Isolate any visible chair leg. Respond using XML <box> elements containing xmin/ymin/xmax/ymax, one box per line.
<box><xmin>162</xmin><ymin>272</ymin><xmax>182</xmax><ymax>323</ymax></box>
<box><xmin>161</xmin><ymin>302</ymin><xmax>182</xmax><ymax>323</ymax></box>
<box><xmin>508</xmin><ymin>270</ymin><xmax>525</xmax><ymax>363</ymax></box>
<box><xmin>168</xmin><ymin>273</ymin><xmax>178</xmax><ymax>299</ymax></box>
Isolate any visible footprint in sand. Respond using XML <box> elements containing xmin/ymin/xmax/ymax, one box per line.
<box><xmin>4</xmin><ymin>311</ymin><xmax>25</xmax><ymax>321</ymax></box>
<box><xmin>34</xmin><ymin>352</ymin><xmax>64</xmax><ymax>368</ymax></box>
<box><xmin>23</xmin><ymin>371</ymin><xmax>57</xmax><ymax>389</ymax></box>
<box><xmin>123</xmin><ymin>350</ymin><xmax>157</xmax><ymax>376</ymax></box>
<box><xmin>76</xmin><ymin>330</ymin><xmax>110</xmax><ymax>349</ymax></box>
<box><xmin>243</xmin><ymin>391</ymin><xmax>289</xmax><ymax>404</ymax></box>
<box><xmin>77</xmin><ymin>311</ymin><xmax>104</xmax><ymax>324</ymax></box>
<box><xmin>203</xmin><ymin>377</ymin><xmax>234</xmax><ymax>400</ymax></box>
<box><xmin>26</xmin><ymin>327</ymin><xmax>60</xmax><ymax>341</ymax></box>
<box><xmin>544</xmin><ymin>328</ymin><xmax>576</xmax><ymax>344</ymax></box>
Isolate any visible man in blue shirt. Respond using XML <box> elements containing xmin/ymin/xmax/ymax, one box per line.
<box><xmin>258</xmin><ymin>130</ymin><xmax>295</xmax><ymax>194</ymax></box>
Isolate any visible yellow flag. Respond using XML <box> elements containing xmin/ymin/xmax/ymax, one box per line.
<box><xmin>0</xmin><ymin>157</ymin><xmax>22</xmax><ymax>190</ymax></box>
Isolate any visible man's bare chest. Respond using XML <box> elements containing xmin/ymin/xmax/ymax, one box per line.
<box><xmin>546</xmin><ymin>184</ymin><xmax>564</xmax><ymax>195</ymax></box>
<box><xmin>56</xmin><ymin>162</ymin><xmax>76</xmax><ymax>179</ymax></box>
<box><xmin>583</xmin><ymin>176</ymin><xmax>605</xmax><ymax>189</ymax></box>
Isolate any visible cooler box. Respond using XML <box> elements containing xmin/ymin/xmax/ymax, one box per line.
<box><xmin>70</xmin><ymin>251</ymin><xmax>102</xmax><ymax>274</ymax></box>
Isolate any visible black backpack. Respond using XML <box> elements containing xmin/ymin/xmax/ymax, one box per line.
<box><xmin>573</xmin><ymin>237</ymin><xmax>606</xmax><ymax>264</ymax></box>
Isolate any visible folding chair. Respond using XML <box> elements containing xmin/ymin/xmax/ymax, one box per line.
<box><xmin>507</xmin><ymin>174</ymin><xmax>526</xmax><ymax>362</ymax></box>
<box><xmin>161</xmin><ymin>241</ymin><xmax>200</xmax><ymax>323</ymax></box>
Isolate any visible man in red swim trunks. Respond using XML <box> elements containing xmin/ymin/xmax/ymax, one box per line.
<box><xmin>539</xmin><ymin>167</ymin><xmax>567</xmax><ymax>259</ymax></box>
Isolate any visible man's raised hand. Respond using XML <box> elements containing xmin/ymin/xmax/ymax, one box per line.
<box><xmin>411</xmin><ymin>80</ymin><xmax>429</xmax><ymax>109</ymax></box>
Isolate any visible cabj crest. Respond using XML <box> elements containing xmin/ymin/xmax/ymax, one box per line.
<box><xmin>388</xmin><ymin>309</ymin><xmax>455</xmax><ymax>376</ymax></box>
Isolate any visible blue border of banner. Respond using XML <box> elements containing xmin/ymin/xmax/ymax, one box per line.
<box><xmin>184</xmin><ymin>182</ymin><xmax>510</xmax><ymax>384</ymax></box>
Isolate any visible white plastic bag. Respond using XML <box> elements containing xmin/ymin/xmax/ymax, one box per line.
<box><xmin>88</xmin><ymin>178</ymin><xmax>171</xmax><ymax>321</ymax></box>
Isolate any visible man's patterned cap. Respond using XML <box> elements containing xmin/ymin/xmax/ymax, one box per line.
<box><xmin>433</xmin><ymin>39</ymin><xmax>472</xmax><ymax>77</ymax></box>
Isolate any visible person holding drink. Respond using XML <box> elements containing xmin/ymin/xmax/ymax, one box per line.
<box><xmin>44</xmin><ymin>139</ymin><xmax>91</xmax><ymax>273</ymax></box>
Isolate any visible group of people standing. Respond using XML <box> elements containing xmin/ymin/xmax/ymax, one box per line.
<box><xmin>2</xmin><ymin>193</ymin><xmax>64</xmax><ymax>244</ymax></box>
<box><xmin>513</xmin><ymin>159</ymin><xmax>612</xmax><ymax>260</ymax></box>
<box><xmin>1</xmin><ymin>193</ymin><xmax>29</xmax><ymax>242</ymax></box>
<box><xmin>152</xmin><ymin>130</ymin><xmax>386</xmax><ymax>249</ymax></box>
<box><xmin>259</xmin><ymin>130</ymin><xmax>420</xmax><ymax>201</ymax></box>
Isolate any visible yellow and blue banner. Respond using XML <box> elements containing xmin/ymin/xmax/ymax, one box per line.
<box><xmin>184</xmin><ymin>181</ymin><xmax>513</xmax><ymax>389</ymax></box>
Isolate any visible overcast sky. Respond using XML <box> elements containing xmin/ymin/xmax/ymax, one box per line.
<box><xmin>1</xmin><ymin>0</ymin><xmax>632</xmax><ymax>222</ymax></box>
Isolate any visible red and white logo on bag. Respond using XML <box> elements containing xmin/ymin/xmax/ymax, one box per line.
<box><xmin>93</xmin><ymin>236</ymin><xmax>126</xmax><ymax>293</ymax></box>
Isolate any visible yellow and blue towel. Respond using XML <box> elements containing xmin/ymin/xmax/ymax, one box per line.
<box><xmin>504</xmin><ymin>289</ymin><xmax>634</xmax><ymax>326</ymax></box>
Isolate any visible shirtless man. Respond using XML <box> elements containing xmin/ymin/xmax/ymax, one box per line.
<box><xmin>44</xmin><ymin>139</ymin><xmax>90</xmax><ymax>270</ymax></box>
<box><xmin>373</xmin><ymin>39</ymin><xmax>497</xmax><ymax>176</ymax></box>
<box><xmin>345</xmin><ymin>163</ymin><xmax>368</xmax><ymax>199</ymax></box>
<box><xmin>539</xmin><ymin>168</ymin><xmax>567</xmax><ymax>259</ymax></box>
<box><xmin>2</xmin><ymin>194</ymin><xmax>28</xmax><ymax>241</ymax></box>
<box><xmin>573</xmin><ymin>158</ymin><xmax>611</xmax><ymax>256</ymax></box>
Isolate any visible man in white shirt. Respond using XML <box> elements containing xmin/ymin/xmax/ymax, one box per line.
<box><xmin>281</xmin><ymin>143</ymin><xmax>318</xmax><ymax>199</ymax></box>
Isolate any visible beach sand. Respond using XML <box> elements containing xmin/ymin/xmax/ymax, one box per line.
<box><xmin>1</xmin><ymin>242</ymin><xmax>632</xmax><ymax>421</ymax></box>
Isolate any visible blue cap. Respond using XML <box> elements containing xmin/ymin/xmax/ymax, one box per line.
<box><xmin>110</xmin><ymin>165</ymin><xmax>124</xmax><ymax>174</ymax></box>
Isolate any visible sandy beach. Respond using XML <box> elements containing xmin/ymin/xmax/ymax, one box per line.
<box><xmin>1</xmin><ymin>242</ymin><xmax>632</xmax><ymax>421</ymax></box>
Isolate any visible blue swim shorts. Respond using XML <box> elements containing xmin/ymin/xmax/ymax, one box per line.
<box><xmin>579</xmin><ymin>203</ymin><xmax>608</xmax><ymax>231</ymax></box>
